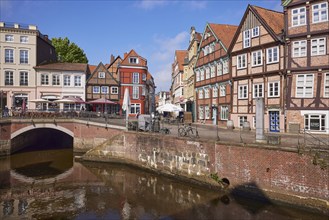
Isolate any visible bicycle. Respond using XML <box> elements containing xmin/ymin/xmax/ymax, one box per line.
<box><xmin>178</xmin><ymin>124</ymin><xmax>199</xmax><ymax>138</ymax></box>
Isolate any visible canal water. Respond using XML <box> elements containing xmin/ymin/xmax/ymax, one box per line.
<box><xmin>0</xmin><ymin>148</ymin><xmax>327</xmax><ymax>220</ymax></box>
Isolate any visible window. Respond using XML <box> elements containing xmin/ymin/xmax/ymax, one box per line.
<box><xmin>220</xmin><ymin>85</ymin><xmax>226</xmax><ymax>97</ymax></box>
<box><xmin>101</xmin><ymin>86</ymin><xmax>109</xmax><ymax>94</ymax></box>
<box><xmin>237</xmin><ymin>54</ymin><xmax>247</xmax><ymax>69</ymax></box>
<box><xmin>142</xmin><ymin>73</ymin><xmax>147</xmax><ymax>81</ymax></box>
<box><xmin>20</xmin><ymin>50</ymin><xmax>29</xmax><ymax>64</ymax></box>
<box><xmin>268</xmin><ymin>81</ymin><xmax>280</xmax><ymax>97</ymax></box>
<box><xmin>130</xmin><ymin>103</ymin><xmax>141</xmax><ymax>114</ymax></box>
<box><xmin>5</xmin><ymin>49</ymin><xmax>14</xmax><ymax>63</ymax></box>
<box><xmin>293</xmin><ymin>40</ymin><xmax>307</xmax><ymax>57</ymax></box>
<box><xmin>5</xmin><ymin>35</ymin><xmax>13</xmax><ymax>42</ymax></box>
<box><xmin>217</xmin><ymin>62</ymin><xmax>222</xmax><ymax>76</ymax></box>
<box><xmin>312</xmin><ymin>2</ymin><xmax>328</xmax><ymax>23</ymax></box>
<box><xmin>133</xmin><ymin>86</ymin><xmax>139</xmax><ymax>99</ymax></box>
<box><xmin>196</xmin><ymin>70</ymin><xmax>200</xmax><ymax>82</ymax></box>
<box><xmin>20</xmin><ymin>71</ymin><xmax>28</xmax><ymax>86</ymax></box>
<box><xmin>64</xmin><ymin>75</ymin><xmax>70</xmax><ymax>86</ymax></box>
<box><xmin>41</xmin><ymin>74</ymin><xmax>49</xmax><ymax>85</ymax></box>
<box><xmin>199</xmin><ymin>106</ymin><xmax>204</xmax><ymax>120</ymax></box>
<box><xmin>325</xmin><ymin>73</ymin><xmax>329</xmax><ymax>97</ymax></box>
<box><xmin>304</xmin><ymin>114</ymin><xmax>326</xmax><ymax>131</ymax></box>
<box><xmin>243</xmin><ymin>30</ymin><xmax>250</xmax><ymax>48</ymax></box>
<box><xmin>198</xmin><ymin>90</ymin><xmax>204</xmax><ymax>99</ymax></box>
<box><xmin>311</xmin><ymin>38</ymin><xmax>326</xmax><ymax>56</ymax></box>
<box><xmin>213</xmin><ymin>87</ymin><xmax>218</xmax><ymax>98</ymax></box>
<box><xmin>200</xmin><ymin>68</ymin><xmax>205</xmax><ymax>80</ymax></box>
<box><xmin>239</xmin><ymin>116</ymin><xmax>247</xmax><ymax>127</ymax></box>
<box><xmin>252</xmin><ymin>50</ymin><xmax>262</xmax><ymax>66</ymax></box>
<box><xmin>296</xmin><ymin>74</ymin><xmax>314</xmax><ymax>97</ymax></box>
<box><xmin>111</xmin><ymin>86</ymin><xmax>118</xmax><ymax>94</ymax></box>
<box><xmin>238</xmin><ymin>85</ymin><xmax>248</xmax><ymax>99</ymax></box>
<box><xmin>252</xmin><ymin>26</ymin><xmax>259</xmax><ymax>37</ymax></box>
<box><xmin>129</xmin><ymin>57</ymin><xmax>138</xmax><ymax>64</ymax></box>
<box><xmin>220</xmin><ymin>106</ymin><xmax>229</xmax><ymax>120</ymax></box>
<box><xmin>205</xmin><ymin>106</ymin><xmax>210</xmax><ymax>119</ymax></box>
<box><xmin>5</xmin><ymin>71</ymin><xmax>13</xmax><ymax>85</ymax></box>
<box><xmin>74</xmin><ymin>75</ymin><xmax>81</xmax><ymax>86</ymax></box>
<box><xmin>223</xmin><ymin>60</ymin><xmax>229</xmax><ymax>74</ymax></box>
<box><xmin>93</xmin><ymin>86</ymin><xmax>100</xmax><ymax>93</ymax></box>
<box><xmin>52</xmin><ymin>75</ymin><xmax>60</xmax><ymax>85</ymax></box>
<box><xmin>210</xmin><ymin>65</ymin><xmax>215</xmax><ymax>78</ymax></box>
<box><xmin>204</xmin><ymin>88</ymin><xmax>210</xmax><ymax>98</ymax></box>
<box><xmin>98</xmin><ymin>72</ymin><xmax>105</xmax><ymax>78</ymax></box>
<box><xmin>253</xmin><ymin>83</ymin><xmax>264</xmax><ymax>98</ymax></box>
<box><xmin>133</xmin><ymin>72</ymin><xmax>139</xmax><ymax>84</ymax></box>
<box><xmin>20</xmin><ymin>36</ymin><xmax>28</xmax><ymax>43</ymax></box>
<box><xmin>292</xmin><ymin>7</ymin><xmax>306</xmax><ymax>26</ymax></box>
<box><xmin>267</xmin><ymin>47</ymin><xmax>279</xmax><ymax>64</ymax></box>
<box><xmin>142</xmin><ymin>86</ymin><xmax>146</xmax><ymax>96</ymax></box>
<box><xmin>253</xmin><ymin>116</ymin><xmax>256</xmax><ymax>129</ymax></box>
<box><xmin>205</xmin><ymin>67</ymin><xmax>210</xmax><ymax>79</ymax></box>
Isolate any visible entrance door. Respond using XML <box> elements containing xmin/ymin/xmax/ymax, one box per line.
<box><xmin>212</xmin><ymin>107</ymin><xmax>217</xmax><ymax>125</ymax></box>
<box><xmin>269</xmin><ymin>111</ymin><xmax>280</xmax><ymax>132</ymax></box>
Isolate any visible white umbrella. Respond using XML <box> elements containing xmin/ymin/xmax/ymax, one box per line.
<box><xmin>156</xmin><ymin>103</ymin><xmax>184</xmax><ymax>113</ymax></box>
<box><xmin>29</xmin><ymin>98</ymin><xmax>50</xmax><ymax>103</ymax></box>
<box><xmin>122</xmin><ymin>88</ymin><xmax>131</xmax><ymax>129</ymax></box>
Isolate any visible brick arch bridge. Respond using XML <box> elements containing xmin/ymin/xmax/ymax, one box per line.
<box><xmin>0</xmin><ymin>118</ymin><xmax>125</xmax><ymax>155</ymax></box>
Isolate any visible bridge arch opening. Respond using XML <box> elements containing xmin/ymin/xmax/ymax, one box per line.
<box><xmin>11</xmin><ymin>127</ymin><xmax>74</xmax><ymax>154</ymax></box>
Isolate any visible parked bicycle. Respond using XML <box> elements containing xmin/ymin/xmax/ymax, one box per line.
<box><xmin>178</xmin><ymin>123</ymin><xmax>199</xmax><ymax>138</ymax></box>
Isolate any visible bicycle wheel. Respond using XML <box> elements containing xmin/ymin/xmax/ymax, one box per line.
<box><xmin>178</xmin><ymin>127</ymin><xmax>187</xmax><ymax>137</ymax></box>
<box><xmin>188</xmin><ymin>128</ymin><xmax>199</xmax><ymax>139</ymax></box>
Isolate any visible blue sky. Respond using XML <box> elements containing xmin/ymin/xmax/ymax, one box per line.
<box><xmin>1</xmin><ymin>0</ymin><xmax>282</xmax><ymax>92</ymax></box>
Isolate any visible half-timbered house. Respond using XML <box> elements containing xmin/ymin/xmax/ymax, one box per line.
<box><xmin>282</xmin><ymin>0</ymin><xmax>329</xmax><ymax>133</ymax></box>
<box><xmin>194</xmin><ymin>23</ymin><xmax>237</xmax><ymax>126</ymax></box>
<box><xmin>229</xmin><ymin>5</ymin><xmax>285</xmax><ymax>132</ymax></box>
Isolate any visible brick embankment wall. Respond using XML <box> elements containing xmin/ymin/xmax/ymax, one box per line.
<box><xmin>83</xmin><ymin>131</ymin><xmax>329</xmax><ymax>213</ymax></box>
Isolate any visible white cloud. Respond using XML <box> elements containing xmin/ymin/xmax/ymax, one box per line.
<box><xmin>136</xmin><ymin>0</ymin><xmax>168</xmax><ymax>10</ymax></box>
<box><xmin>150</xmin><ymin>31</ymin><xmax>189</xmax><ymax>92</ymax></box>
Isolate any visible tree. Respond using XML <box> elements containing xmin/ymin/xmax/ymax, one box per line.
<box><xmin>51</xmin><ymin>37</ymin><xmax>88</xmax><ymax>63</ymax></box>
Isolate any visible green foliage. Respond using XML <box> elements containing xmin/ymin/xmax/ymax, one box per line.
<box><xmin>210</xmin><ymin>173</ymin><xmax>222</xmax><ymax>184</ymax></box>
<box><xmin>51</xmin><ymin>37</ymin><xmax>88</xmax><ymax>63</ymax></box>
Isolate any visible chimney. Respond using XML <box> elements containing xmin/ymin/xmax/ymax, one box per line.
<box><xmin>124</xmin><ymin>52</ymin><xmax>128</xmax><ymax>59</ymax></box>
<box><xmin>14</xmin><ymin>23</ymin><xmax>20</xmax><ymax>28</ymax></box>
<box><xmin>28</xmin><ymin>25</ymin><xmax>37</xmax><ymax>30</ymax></box>
<box><xmin>110</xmin><ymin>54</ymin><xmax>115</xmax><ymax>63</ymax></box>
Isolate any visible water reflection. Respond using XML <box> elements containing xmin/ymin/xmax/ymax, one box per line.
<box><xmin>0</xmin><ymin>149</ymin><xmax>327</xmax><ymax>220</ymax></box>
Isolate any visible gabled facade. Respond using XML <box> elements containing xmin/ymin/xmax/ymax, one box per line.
<box><xmin>34</xmin><ymin>63</ymin><xmax>88</xmax><ymax>111</ymax></box>
<box><xmin>86</xmin><ymin>62</ymin><xmax>120</xmax><ymax>113</ymax></box>
<box><xmin>195</xmin><ymin>23</ymin><xmax>238</xmax><ymax>126</ymax></box>
<box><xmin>0</xmin><ymin>22</ymin><xmax>56</xmax><ymax>110</ymax></box>
<box><xmin>282</xmin><ymin>0</ymin><xmax>329</xmax><ymax>133</ymax></box>
<box><xmin>118</xmin><ymin>49</ymin><xmax>150</xmax><ymax>115</ymax></box>
<box><xmin>171</xmin><ymin>50</ymin><xmax>188</xmax><ymax>108</ymax></box>
<box><xmin>229</xmin><ymin>5</ymin><xmax>285</xmax><ymax>132</ymax></box>
<box><xmin>183</xmin><ymin>27</ymin><xmax>202</xmax><ymax>121</ymax></box>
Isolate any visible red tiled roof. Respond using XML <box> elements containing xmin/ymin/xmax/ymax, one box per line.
<box><xmin>175</xmin><ymin>50</ymin><xmax>188</xmax><ymax>71</ymax></box>
<box><xmin>252</xmin><ymin>5</ymin><xmax>284</xmax><ymax>35</ymax></box>
<box><xmin>34</xmin><ymin>62</ymin><xmax>88</xmax><ymax>72</ymax></box>
<box><xmin>208</xmin><ymin>23</ymin><xmax>238</xmax><ymax>49</ymax></box>
<box><xmin>120</xmin><ymin>49</ymin><xmax>147</xmax><ymax>67</ymax></box>
<box><xmin>88</xmin><ymin>65</ymin><xmax>97</xmax><ymax>74</ymax></box>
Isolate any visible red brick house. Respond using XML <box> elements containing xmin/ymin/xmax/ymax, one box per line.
<box><xmin>229</xmin><ymin>5</ymin><xmax>285</xmax><ymax>132</ymax></box>
<box><xmin>194</xmin><ymin>23</ymin><xmax>238</xmax><ymax>126</ymax></box>
<box><xmin>282</xmin><ymin>0</ymin><xmax>329</xmax><ymax>133</ymax></box>
<box><xmin>118</xmin><ymin>49</ymin><xmax>154</xmax><ymax>116</ymax></box>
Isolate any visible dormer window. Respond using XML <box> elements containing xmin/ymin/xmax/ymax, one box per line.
<box><xmin>98</xmin><ymin>72</ymin><xmax>105</xmax><ymax>78</ymax></box>
<box><xmin>129</xmin><ymin>57</ymin><xmax>138</xmax><ymax>64</ymax></box>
